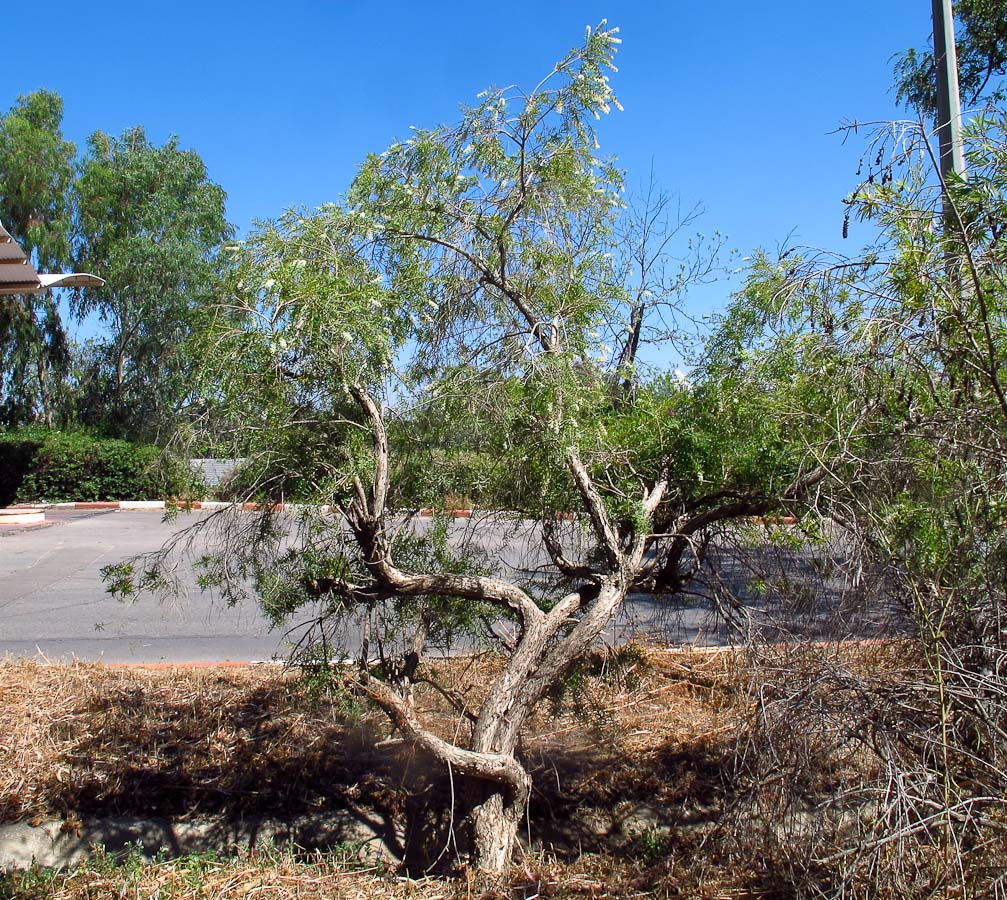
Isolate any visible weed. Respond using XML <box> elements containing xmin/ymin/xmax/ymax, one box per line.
<box><xmin>633</xmin><ymin>826</ymin><xmax>672</xmax><ymax>862</ymax></box>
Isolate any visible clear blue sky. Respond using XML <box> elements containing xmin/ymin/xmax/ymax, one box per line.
<box><xmin>10</xmin><ymin>1</ymin><xmax>930</xmax><ymax>328</ymax></box>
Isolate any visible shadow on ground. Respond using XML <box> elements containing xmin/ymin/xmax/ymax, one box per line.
<box><xmin>12</xmin><ymin>677</ymin><xmax>426</xmax><ymax>867</ymax></box>
<box><xmin>2</xmin><ymin>661</ymin><xmax>749</xmax><ymax>874</ymax></box>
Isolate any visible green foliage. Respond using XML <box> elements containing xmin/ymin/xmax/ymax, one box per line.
<box><xmin>720</xmin><ymin>101</ymin><xmax>1007</xmax><ymax>895</ymax></box>
<box><xmin>894</xmin><ymin>0</ymin><xmax>1007</xmax><ymax>114</ymax></box>
<box><xmin>249</xmin><ymin>514</ymin><xmax>496</xmax><ymax>653</ymax></box>
<box><xmin>0</xmin><ymin>90</ymin><xmax>76</xmax><ymax>428</ymax></box>
<box><xmin>0</xmin><ymin>90</ymin><xmax>75</xmax><ymax>269</ymax></box>
<box><xmin>387</xmin><ymin>518</ymin><xmax>497</xmax><ymax>649</ymax></box>
<box><xmin>0</xmin><ymin>862</ymin><xmax>60</xmax><ymax>900</ymax></box>
<box><xmin>632</xmin><ymin>826</ymin><xmax>672</xmax><ymax>862</ymax></box>
<box><xmin>295</xmin><ymin>653</ymin><xmax>367</xmax><ymax>720</ymax></box>
<box><xmin>0</xmin><ymin>427</ymin><xmax>44</xmax><ymax>505</ymax></box>
<box><xmin>73</xmin><ymin>125</ymin><xmax>233</xmax><ymax>439</ymax></box>
<box><xmin>256</xmin><ymin>542</ymin><xmax>361</xmax><ymax>625</ymax></box>
<box><xmin>102</xmin><ymin>558</ymin><xmax>176</xmax><ymax>602</ymax></box>
<box><xmin>219</xmin><ymin>419</ymin><xmax>358</xmax><ymax>503</ymax></box>
<box><xmin>0</xmin><ymin>429</ymin><xmax>197</xmax><ymax>503</ymax></box>
<box><xmin>178</xmin><ymin>22</ymin><xmax>812</xmax><ymax>666</ymax></box>
<box><xmin>345</xmin><ymin>25</ymin><xmax>625</xmax><ymax>379</ymax></box>
<box><xmin>0</xmin><ymin>93</ymin><xmax>234</xmax><ymax>436</ymax></box>
<box><xmin>188</xmin><ymin>207</ymin><xmax>404</xmax><ymax>503</ymax></box>
<box><xmin>195</xmin><ymin>25</ymin><xmax>638</xmax><ymax>524</ymax></box>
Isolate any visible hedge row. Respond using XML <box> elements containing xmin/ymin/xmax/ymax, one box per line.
<box><xmin>0</xmin><ymin>429</ymin><xmax>199</xmax><ymax>506</ymax></box>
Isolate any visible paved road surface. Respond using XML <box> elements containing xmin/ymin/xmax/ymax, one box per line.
<box><xmin>0</xmin><ymin>509</ymin><xmax>297</xmax><ymax>663</ymax></box>
<box><xmin>0</xmin><ymin>508</ymin><xmax>892</xmax><ymax>663</ymax></box>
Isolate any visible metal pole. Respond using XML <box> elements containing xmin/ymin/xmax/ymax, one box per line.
<box><xmin>932</xmin><ymin>0</ymin><xmax>966</xmax><ymax>180</ymax></box>
<box><xmin>931</xmin><ymin>0</ymin><xmax>967</xmax><ymax>315</ymax></box>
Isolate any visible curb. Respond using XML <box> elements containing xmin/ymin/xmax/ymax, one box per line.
<box><xmin>33</xmin><ymin>501</ymin><xmax>484</xmax><ymax>518</ymax></box>
<box><xmin>8</xmin><ymin>502</ymin><xmax>801</xmax><ymax>526</ymax></box>
<box><xmin>0</xmin><ymin>812</ymin><xmax>395</xmax><ymax>871</ymax></box>
<box><xmin>0</xmin><ymin>502</ymin><xmax>486</xmax><ymax>534</ymax></box>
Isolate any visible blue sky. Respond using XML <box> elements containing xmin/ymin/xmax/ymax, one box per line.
<box><xmin>11</xmin><ymin>1</ymin><xmax>930</xmax><ymax>330</ymax></box>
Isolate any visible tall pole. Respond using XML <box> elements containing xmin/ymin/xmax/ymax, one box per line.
<box><xmin>932</xmin><ymin>0</ymin><xmax>966</xmax><ymax>313</ymax></box>
<box><xmin>932</xmin><ymin>0</ymin><xmax>966</xmax><ymax>181</ymax></box>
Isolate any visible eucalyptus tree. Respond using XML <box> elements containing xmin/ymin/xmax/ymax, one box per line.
<box><xmin>0</xmin><ymin>90</ymin><xmax>75</xmax><ymax>426</ymax></box>
<box><xmin>125</xmin><ymin>25</ymin><xmax>820</xmax><ymax>872</ymax></box>
<box><xmin>73</xmin><ymin>126</ymin><xmax>232</xmax><ymax>439</ymax></box>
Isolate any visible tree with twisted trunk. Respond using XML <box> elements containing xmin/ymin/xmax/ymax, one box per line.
<box><xmin>118</xmin><ymin>24</ymin><xmax>821</xmax><ymax>873</ymax></box>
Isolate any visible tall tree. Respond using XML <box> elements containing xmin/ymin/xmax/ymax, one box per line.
<box><xmin>0</xmin><ymin>90</ymin><xmax>75</xmax><ymax>426</ymax></box>
<box><xmin>73</xmin><ymin>126</ymin><xmax>232</xmax><ymax>439</ymax></box>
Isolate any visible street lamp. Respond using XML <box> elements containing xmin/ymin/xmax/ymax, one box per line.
<box><xmin>0</xmin><ymin>221</ymin><xmax>104</xmax><ymax>295</ymax></box>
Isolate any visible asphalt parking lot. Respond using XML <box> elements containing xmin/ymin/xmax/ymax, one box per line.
<box><xmin>0</xmin><ymin>507</ymin><xmax>890</xmax><ymax>664</ymax></box>
<box><xmin>0</xmin><ymin>508</ymin><xmax>297</xmax><ymax>664</ymax></box>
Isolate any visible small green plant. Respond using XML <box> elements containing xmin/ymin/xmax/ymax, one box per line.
<box><xmin>633</xmin><ymin>826</ymin><xmax>671</xmax><ymax>861</ymax></box>
<box><xmin>173</xmin><ymin>848</ymin><xmax>224</xmax><ymax>887</ymax></box>
<box><xmin>295</xmin><ymin>654</ymin><xmax>367</xmax><ymax>722</ymax></box>
<box><xmin>0</xmin><ymin>863</ymin><xmax>59</xmax><ymax>900</ymax></box>
<box><xmin>547</xmin><ymin>644</ymin><xmax>649</xmax><ymax>720</ymax></box>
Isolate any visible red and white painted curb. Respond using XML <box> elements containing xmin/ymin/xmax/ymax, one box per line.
<box><xmin>38</xmin><ymin>500</ymin><xmax>481</xmax><ymax>517</ymax></box>
<box><xmin>0</xmin><ymin>501</ymin><xmax>486</xmax><ymax>529</ymax></box>
<box><xmin>3</xmin><ymin>501</ymin><xmax>800</xmax><ymax>528</ymax></box>
<box><xmin>28</xmin><ymin>502</ymin><xmax>798</xmax><ymax>525</ymax></box>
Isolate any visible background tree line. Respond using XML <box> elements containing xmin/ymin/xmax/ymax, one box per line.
<box><xmin>0</xmin><ymin>90</ymin><xmax>232</xmax><ymax>442</ymax></box>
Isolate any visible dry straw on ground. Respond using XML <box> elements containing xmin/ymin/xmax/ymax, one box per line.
<box><xmin>1</xmin><ymin>845</ymin><xmax>740</xmax><ymax>900</ymax></box>
<box><xmin>4</xmin><ymin>642</ymin><xmax>992</xmax><ymax>899</ymax></box>
<box><xmin>0</xmin><ymin>647</ymin><xmax>752</xmax><ymax>897</ymax></box>
<box><xmin>0</xmin><ymin>648</ymin><xmax>745</xmax><ymax>829</ymax></box>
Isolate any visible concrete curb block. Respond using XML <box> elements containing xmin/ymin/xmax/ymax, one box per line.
<box><xmin>0</xmin><ymin>813</ymin><xmax>395</xmax><ymax>871</ymax></box>
<box><xmin>0</xmin><ymin>509</ymin><xmax>45</xmax><ymax>525</ymax></box>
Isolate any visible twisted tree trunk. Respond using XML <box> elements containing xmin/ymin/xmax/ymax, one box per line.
<box><xmin>467</xmin><ymin>780</ymin><xmax>528</xmax><ymax>872</ymax></box>
<box><xmin>345</xmin><ymin>385</ymin><xmax>667</xmax><ymax>873</ymax></box>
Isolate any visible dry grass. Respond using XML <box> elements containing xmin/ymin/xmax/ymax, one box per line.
<box><xmin>0</xmin><ymin>844</ymin><xmax>758</xmax><ymax>900</ymax></box>
<box><xmin>3</xmin><ymin>641</ymin><xmax>995</xmax><ymax>899</ymax></box>
<box><xmin>0</xmin><ymin>648</ymin><xmax>746</xmax><ymax>828</ymax></box>
<box><xmin>0</xmin><ymin>662</ymin><xmax>409</xmax><ymax>825</ymax></box>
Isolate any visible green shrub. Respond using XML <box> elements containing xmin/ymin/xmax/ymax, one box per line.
<box><xmin>0</xmin><ymin>429</ymin><xmax>199</xmax><ymax>504</ymax></box>
<box><xmin>0</xmin><ymin>428</ymin><xmax>47</xmax><ymax>506</ymax></box>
